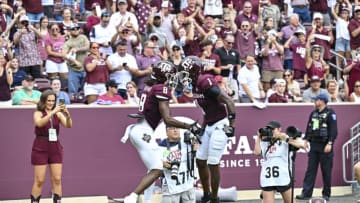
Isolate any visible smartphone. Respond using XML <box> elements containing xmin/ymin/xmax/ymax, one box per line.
<box><xmin>123</xmin><ymin>62</ymin><xmax>127</xmax><ymax>67</ymax></box>
<box><xmin>59</xmin><ymin>98</ymin><xmax>65</xmax><ymax>105</ymax></box>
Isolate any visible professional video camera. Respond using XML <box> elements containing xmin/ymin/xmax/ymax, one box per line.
<box><xmin>183</xmin><ymin>130</ymin><xmax>201</xmax><ymax>144</ymax></box>
<box><xmin>258</xmin><ymin>127</ymin><xmax>274</xmax><ymax>142</ymax></box>
<box><xmin>286</xmin><ymin>126</ymin><xmax>302</xmax><ymax>152</ymax></box>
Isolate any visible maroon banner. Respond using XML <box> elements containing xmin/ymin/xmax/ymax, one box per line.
<box><xmin>0</xmin><ymin>104</ymin><xmax>359</xmax><ymax>200</ymax></box>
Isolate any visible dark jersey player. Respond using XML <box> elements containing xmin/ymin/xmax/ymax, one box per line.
<box><xmin>178</xmin><ymin>56</ymin><xmax>236</xmax><ymax>203</ymax></box>
<box><xmin>122</xmin><ymin>61</ymin><xmax>201</xmax><ymax>203</ymax></box>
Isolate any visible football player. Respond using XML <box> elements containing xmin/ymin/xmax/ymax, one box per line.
<box><xmin>122</xmin><ymin>61</ymin><xmax>201</xmax><ymax>203</ymax></box>
<box><xmin>178</xmin><ymin>56</ymin><xmax>236</xmax><ymax>203</ymax></box>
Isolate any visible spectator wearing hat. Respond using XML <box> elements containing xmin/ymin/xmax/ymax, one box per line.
<box><xmin>62</xmin><ymin>23</ymin><xmax>90</xmax><ymax>94</ymax></box>
<box><xmin>12</xmin><ymin>75</ymin><xmax>41</xmax><ymax>105</ymax></box>
<box><xmin>237</xmin><ymin>54</ymin><xmax>264</xmax><ymax>103</ymax></box>
<box><xmin>199</xmin><ymin>39</ymin><xmax>221</xmax><ymax>75</ymax></box>
<box><xmin>146</xmin><ymin>9</ymin><xmax>170</xmax><ymax>55</ymax></box>
<box><xmin>0</xmin><ymin>54</ymin><xmax>12</xmax><ymax>106</ymax></box>
<box><xmin>284</xmin><ymin>28</ymin><xmax>307</xmax><ymax>80</ymax></box>
<box><xmin>302</xmin><ymin>75</ymin><xmax>329</xmax><ymax>102</ymax></box>
<box><xmin>86</xmin><ymin>2</ymin><xmax>101</xmax><ymax>33</ymax></box>
<box><xmin>268</xmin><ymin>78</ymin><xmax>293</xmax><ymax>103</ymax></box>
<box><xmin>157</xmin><ymin>1</ymin><xmax>176</xmax><ymax>45</ymax></box>
<box><xmin>260</xmin><ymin>28</ymin><xmax>284</xmax><ymax>91</ymax></box>
<box><xmin>306</xmin><ymin>13</ymin><xmax>334</xmax><ymax>62</ymax></box>
<box><xmin>13</xmin><ymin>15</ymin><xmax>43</xmax><ymax>79</ymax></box>
<box><xmin>109</xmin><ymin>0</ymin><xmax>139</xmax><ymax>32</ymax></box>
<box><xmin>89</xmin><ymin>12</ymin><xmax>116</xmax><ymax>56</ymax></box>
<box><xmin>135</xmin><ymin>40</ymin><xmax>161</xmax><ymax>94</ymax></box>
<box><xmin>96</xmin><ymin>79</ymin><xmax>126</xmax><ymax>105</ymax></box>
<box><xmin>279</xmin><ymin>13</ymin><xmax>304</xmax><ymax>70</ymax></box>
<box><xmin>331</xmin><ymin>6</ymin><xmax>351</xmax><ymax>69</ymax></box>
<box><xmin>296</xmin><ymin>92</ymin><xmax>337</xmax><ymax>201</ymax></box>
<box><xmin>305</xmin><ymin>41</ymin><xmax>329</xmax><ymax>87</ymax></box>
<box><xmin>348</xmin><ymin>6</ymin><xmax>360</xmax><ymax>57</ymax></box>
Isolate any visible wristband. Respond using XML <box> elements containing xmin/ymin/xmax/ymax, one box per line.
<box><xmin>327</xmin><ymin>141</ymin><xmax>333</xmax><ymax>145</ymax></box>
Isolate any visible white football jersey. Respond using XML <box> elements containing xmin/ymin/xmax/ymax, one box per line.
<box><xmin>260</xmin><ymin>140</ymin><xmax>291</xmax><ymax>187</ymax></box>
<box><xmin>160</xmin><ymin>138</ymin><xmax>196</xmax><ymax>195</ymax></box>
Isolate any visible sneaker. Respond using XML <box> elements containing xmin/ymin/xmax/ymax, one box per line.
<box><xmin>201</xmin><ymin>192</ymin><xmax>211</xmax><ymax>203</ymax></box>
<box><xmin>296</xmin><ymin>193</ymin><xmax>311</xmax><ymax>200</ymax></box>
<box><xmin>123</xmin><ymin>194</ymin><xmax>137</xmax><ymax>203</ymax></box>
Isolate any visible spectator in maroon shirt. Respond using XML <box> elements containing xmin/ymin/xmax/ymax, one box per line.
<box><xmin>306</xmin><ymin>13</ymin><xmax>334</xmax><ymax>62</ymax></box>
<box><xmin>234</xmin><ymin>20</ymin><xmax>258</xmax><ymax>62</ymax></box>
<box><xmin>344</xmin><ymin>51</ymin><xmax>360</xmax><ymax>95</ymax></box>
<box><xmin>237</xmin><ymin>0</ymin><xmax>259</xmax><ymax>16</ymax></box>
<box><xmin>218</xmin><ymin>14</ymin><xmax>237</xmax><ymax>40</ymax></box>
<box><xmin>85</xmin><ymin>0</ymin><xmax>105</xmax><ymax>12</ymax></box>
<box><xmin>235</xmin><ymin>1</ymin><xmax>258</xmax><ymax>29</ymax></box>
<box><xmin>181</xmin><ymin>0</ymin><xmax>204</xmax><ymax>25</ymax></box>
<box><xmin>199</xmin><ymin>39</ymin><xmax>221</xmax><ymax>75</ymax></box>
<box><xmin>268</xmin><ymin>78</ymin><xmax>293</xmax><ymax>103</ymax></box>
<box><xmin>86</xmin><ymin>3</ymin><xmax>101</xmax><ymax>34</ymax></box>
<box><xmin>305</xmin><ymin>41</ymin><xmax>329</xmax><ymax>88</ymax></box>
<box><xmin>284</xmin><ymin>29</ymin><xmax>307</xmax><ymax>80</ymax></box>
<box><xmin>97</xmin><ymin>79</ymin><xmax>126</xmax><ymax>105</ymax></box>
<box><xmin>348</xmin><ymin>6</ymin><xmax>360</xmax><ymax>54</ymax></box>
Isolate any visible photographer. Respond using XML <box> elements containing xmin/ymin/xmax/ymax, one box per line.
<box><xmin>31</xmin><ymin>90</ymin><xmax>72</xmax><ymax>203</ymax></box>
<box><xmin>159</xmin><ymin>125</ymin><xmax>198</xmax><ymax>203</ymax></box>
<box><xmin>254</xmin><ymin>121</ymin><xmax>305</xmax><ymax>203</ymax></box>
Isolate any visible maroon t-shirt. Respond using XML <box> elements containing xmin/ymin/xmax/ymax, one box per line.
<box><xmin>268</xmin><ymin>92</ymin><xmax>291</xmax><ymax>103</ymax></box>
<box><xmin>218</xmin><ymin>27</ymin><xmax>234</xmax><ymax>39</ymax></box>
<box><xmin>181</xmin><ymin>6</ymin><xmax>203</xmax><ymax>25</ymax></box>
<box><xmin>235</xmin><ymin>13</ymin><xmax>258</xmax><ymax>29</ymax></box>
<box><xmin>85</xmin><ymin>0</ymin><xmax>105</xmax><ymax>11</ymax></box>
<box><xmin>348</xmin><ymin>61</ymin><xmax>360</xmax><ymax>95</ymax></box>
<box><xmin>348</xmin><ymin>19</ymin><xmax>360</xmax><ymax>50</ymax></box>
<box><xmin>236</xmin><ymin>0</ymin><xmax>259</xmax><ymax>16</ymax></box>
<box><xmin>307</xmin><ymin>28</ymin><xmax>332</xmax><ymax>60</ymax></box>
<box><xmin>35</xmin><ymin>111</ymin><xmax>60</xmax><ymax>136</ymax></box>
<box><xmin>84</xmin><ymin>55</ymin><xmax>109</xmax><ymax>84</ymax></box>
<box><xmin>194</xmin><ymin>74</ymin><xmax>227</xmax><ymax>125</ymax></box>
<box><xmin>289</xmin><ymin>43</ymin><xmax>306</xmax><ymax>72</ymax></box>
<box><xmin>307</xmin><ymin>60</ymin><xmax>325</xmax><ymax>80</ymax></box>
<box><xmin>177</xmin><ymin>94</ymin><xmax>194</xmax><ymax>103</ymax></box>
<box><xmin>86</xmin><ymin>15</ymin><xmax>101</xmax><ymax>33</ymax></box>
<box><xmin>234</xmin><ymin>30</ymin><xmax>257</xmax><ymax>59</ymax></box>
<box><xmin>23</xmin><ymin>0</ymin><xmax>43</xmax><ymax>14</ymax></box>
<box><xmin>141</xmin><ymin>84</ymin><xmax>172</xmax><ymax>130</ymax></box>
<box><xmin>309</xmin><ymin>0</ymin><xmax>328</xmax><ymax>13</ymax></box>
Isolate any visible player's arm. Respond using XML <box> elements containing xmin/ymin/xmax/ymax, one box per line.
<box><xmin>159</xmin><ymin>100</ymin><xmax>191</xmax><ymax>129</ymax></box>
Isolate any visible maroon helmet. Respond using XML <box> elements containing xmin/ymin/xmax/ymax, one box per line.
<box><xmin>178</xmin><ymin>56</ymin><xmax>203</xmax><ymax>84</ymax></box>
<box><xmin>150</xmin><ymin>61</ymin><xmax>178</xmax><ymax>87</ymax></box>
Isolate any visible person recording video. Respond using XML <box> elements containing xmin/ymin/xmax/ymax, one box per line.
<box><xmin>158</xmin><ymin>124</ymin><xmax>198</xmax><ymax>203</ymax></box>
<box><xmin>254</xmin><ymin>121</ymin><xmax>305</xmax><ymax>203</ymax></box>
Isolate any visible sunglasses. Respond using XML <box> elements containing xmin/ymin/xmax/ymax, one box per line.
<box><xmin>224</xmin><ymin>19</ymin><xmax>230</xmax><ymax>22</ymax></box>
<box><xmin>121</xmin><ymin>30</ymin><xmax>129</xmax><ymax>34</ymax></box>
<box><xmin>226</xmin><ymin>41</ymin><xmax>234</xmax><ymax>45</ymax></box>
<box><xmin>150</xmin><ymin>37</ymin><xmax>158</xmax><ymax>41</ymax></box>
<box><xmin>102</xmin><ymin>13</ymin><xmax>110</xmax><ymax>17</ymax></box>
<box><xmin>313</xmin><ymin>49</ymin><xmax>321</xmax><ymax>52</ymax></box>
<box><xmin>71</xmin><ymin>27</ymin><xmax>80</xmax><ymax>31</ymax></box>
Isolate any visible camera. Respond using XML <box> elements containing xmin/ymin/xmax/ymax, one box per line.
<box><xmin>286</xmin><ymin>126</ymin><xmax>302</xmax><ymax>138</ymax></box>
<box><xmin>122</xmin><ymin>62</ymin><xmax>127</xmax><ymax>67</ymax></box>
<box><xmin>59</xmin><ymin>98</ymin><xmax>65</xmax><ymax>105</ymax></box>
<box><xmin>183</xmin><ymin>131</ymin><xmax>199</xmax><ymax>144</ymax></box>
<box><xmin>258</xmin><ymin>127</ymin><xmax>274</xmax><ymax>142</ymax></box>
<box><xmin>170</xmin><ymin>160</ymin><xmax>180</xmax><ymax>180</ymax></box>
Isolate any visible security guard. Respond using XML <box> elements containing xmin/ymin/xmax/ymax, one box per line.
<box><xmin>296</xmin><ymin>93</ymin><xmax>338</xmax><ymax>201</ymax></box>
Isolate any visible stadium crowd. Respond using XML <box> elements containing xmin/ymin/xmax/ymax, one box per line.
<box><xmin>1</xmin><ymin>0</ymin><xmax>360</xmax><ymax>105</ymax></box>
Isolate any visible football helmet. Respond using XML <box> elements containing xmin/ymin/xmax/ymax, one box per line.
<box><xmin>151</xmin><ymin>61</ymin><xmax>178</xmax><ymax>87</ymax></box>
<box><xmin>178</xmin><ymin>56</ymin><xmax>203</xmax><ymax>84</ymax></box>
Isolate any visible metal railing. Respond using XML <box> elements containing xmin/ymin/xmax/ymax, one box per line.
<box><xmin>342</xmin><ymin>121</ymin><xmax>360</xmax><ymax>185</ymax></box>
<box><xmin>329</xmin><ymin>49</ymin><xmax>347</xmax><ymax>80</ymax></box>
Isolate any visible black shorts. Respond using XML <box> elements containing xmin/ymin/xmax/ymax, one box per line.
<box><xmin>261</xmin><ymin>184</ymin><xmax>291</xmax><ymax>193</ymax></box>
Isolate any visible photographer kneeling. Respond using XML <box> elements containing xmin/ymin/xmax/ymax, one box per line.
<box><xmin>254</xmin><ymin>121</ymin><xmax>305</xmax><ymax>203</ymax></box>
<box><xmin>159</xmin><ymin>125</ymin><xmax>198</xmax><ymax>203</ymax></box>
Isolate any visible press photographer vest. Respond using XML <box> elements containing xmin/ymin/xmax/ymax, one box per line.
<box><xmin>308</xmin><ymin>108</ymin><xmax>330</xmax><ymax>142</ymax></box>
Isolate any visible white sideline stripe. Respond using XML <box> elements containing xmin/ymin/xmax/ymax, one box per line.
<box><xmin>0</xmin><ymin>196</ymin><xmax>108</xmax><ymax>203</ymax></box>
<box><xmin>0</xmin><ymin>187</ymin><xmax>352</xmax><ymax>202</ymax></box>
